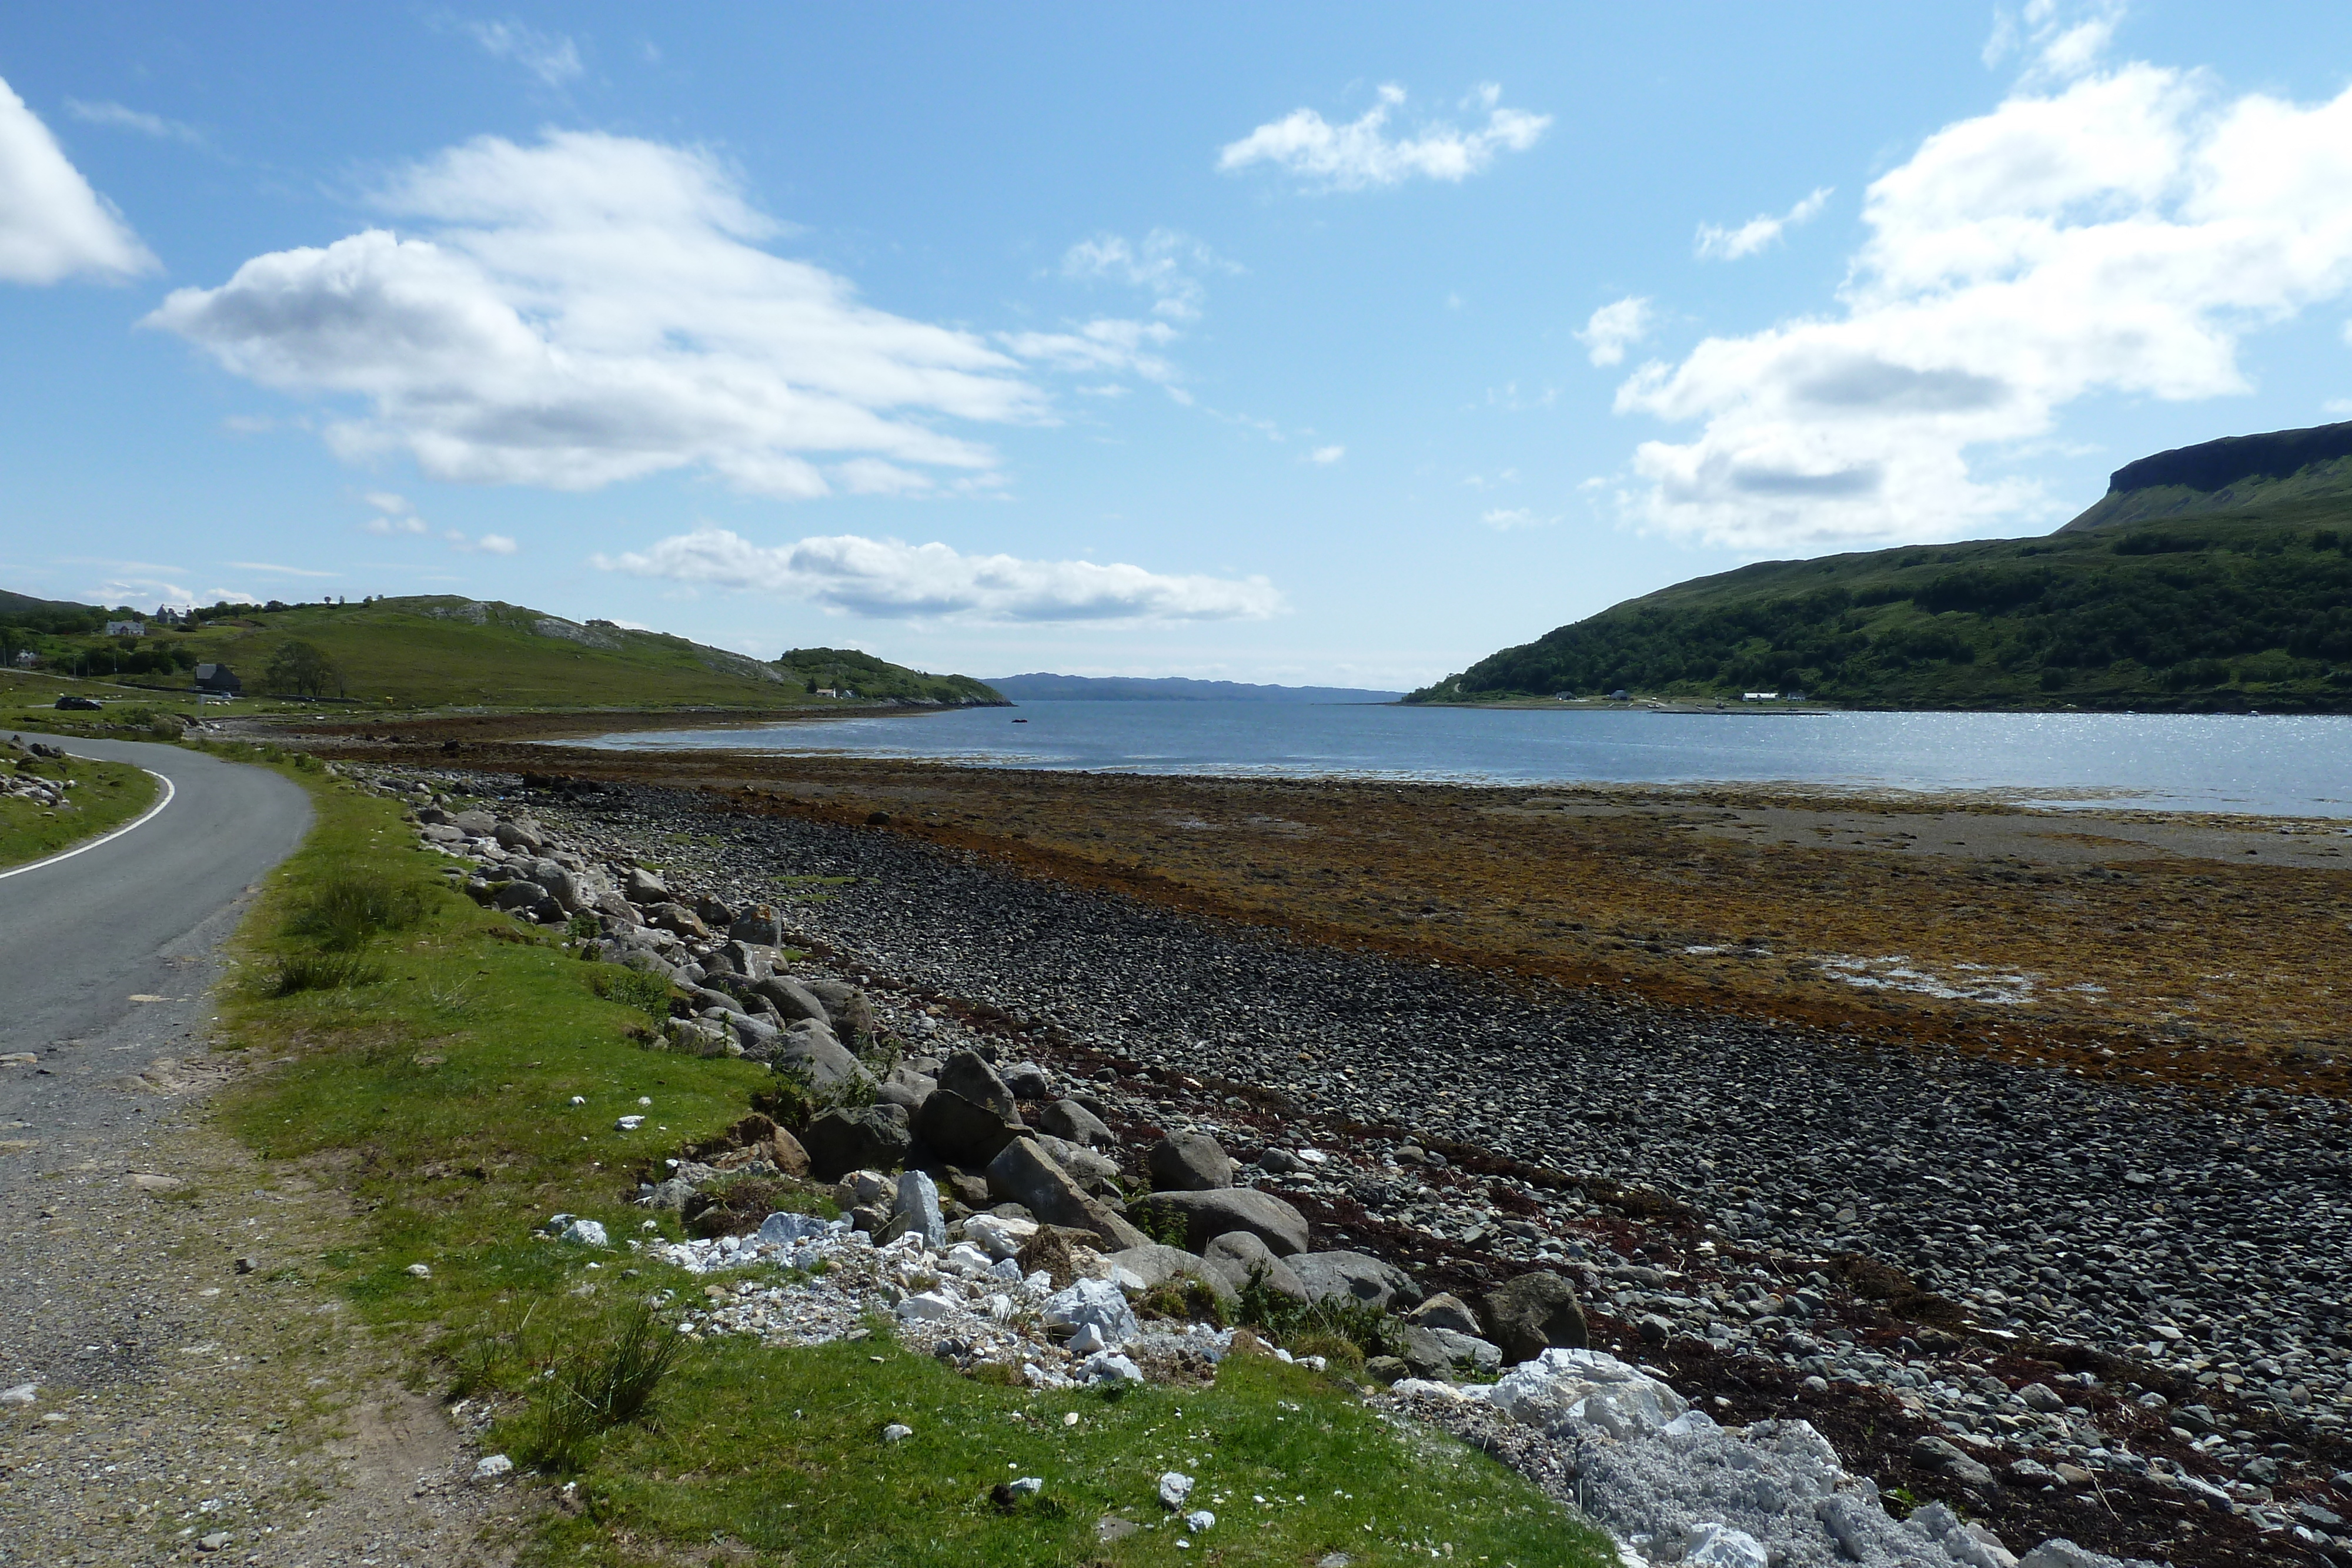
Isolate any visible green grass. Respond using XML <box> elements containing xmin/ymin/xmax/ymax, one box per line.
<box><xmin>0</xmin><ymin>752</ymin><xmax>159</xmax><ymax>870</ymax></box>
<box><xmin>206</xmin><ymin>766</ymin><xmax>1610</xmax><ymax>1568</ymax></box>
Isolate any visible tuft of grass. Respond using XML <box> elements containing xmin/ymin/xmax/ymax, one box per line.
<box><xmin>586</xmin><ymin>963</ymin><xmax>673</xmax><ymax>1021</ymax></box>
<box><xmin>1235</xmin><ymin>1267</ymin><xmax>1401</xmax><ymax>1360</ymax></box>
<box><xmin>509</xmin><ymin>1301</ymin><xmax>689</xmax><ymax>1473</ymax></box>
<box><xmin>285</xmin><ymin>870</ymin><xmax>427</xmax><ymax>951</ymax></box>
<box><xmin>260</xmin><ymin>951</ymin><xmax>385</xmax><ymax>995</ymax></box>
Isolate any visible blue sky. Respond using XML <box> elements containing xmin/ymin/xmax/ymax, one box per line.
<box><xmin>7</xmin><ymin>3</ymin><xmax>2352</xmax><ymax>688</ymax></box>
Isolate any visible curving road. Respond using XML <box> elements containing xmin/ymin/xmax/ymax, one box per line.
<box><xmin>0</xmin><ymin>736</ymin><xmax>312</xmax><ymax>1192</ymax></box>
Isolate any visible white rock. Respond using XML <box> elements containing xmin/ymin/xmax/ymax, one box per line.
<box><xmin>965</xmin><ymin>1212</ymin><xmax>1037</xmax><ymax>1262</ymax></box>
<box><xmin>406</xmin><ymin>1262</ymin><xmax>432</xmax><ymax>1278</ymax></box>
<box><xmin>945</xmin><ymin>1242</ymin><xmax>997</xmax><ymax>1276</ymax></box>
<box><xmin>569</xmin><ymin>1095</ymin><xmax>586</xmax><ymax>1106</ymax></box>
<box><xmin>1043</xmin><ymin>1276</ymin><xmax>1138</xmax><ymax>1348</ymax></box>
<box><xmin>1683</xmin><ymin>1523</ymin><xmax>1767</xmax><ymax>1568</ymax></box>
<box><xmin>1485</xmin><ymin>1348</ymin><xmax>1687</xmax><ymax>1441</ymax></box>
<box><xmin>1158</xmin><ymin>1471</ymin><xmax>1195</xmax><ymax>1509</ymax></box>
<box><xmin>882</xmin><ymin>1423</ymin><xmax>913</xmax><ymax>1443</ymax></box>
<box><xmin>1068</xmin><ymin>1322</ymin><xmax>1108</xmax><ymax>1355</ymax></box>
<box><xmin>756</xmin><ymin>1211</ymin><xmax>831</xmax><ymax>1248</ymax></box>
<box><xmin>616</xmin><ymin>1115</ymin><xmax>645</xmax><ymax>1131</ymax></box>
<box><xmin>1184</xmin><ymin>1509</ymin><xmax>1216</xmax><ymax>1532</ymax></box>
<box><xmin>1007</xmin><ymin>1476</ymin><xmax>1043</xmax><ymax>1497</ymax></box>
<box><xmin>896</xmin><ymin>1292</ymin><xmax>957</xmax><ymax>1322</ymax></box>
<box><xmin>474</xmin><ymin>1454</ymin><xmax>514</xmax><ymax>1479</ymax></box>
<box><xmin>1079</xmin><ymin>1352</ymin><xmax>1144</xmax><ymax>1383</ymax></box>
<box><xmin>559</xmin><ymin>1219</ymin><xmax>609</xmax><ymax>1247</ymax></box>
<box><xmin>0</xmin><ymin>1382</ymin><xmax>36</xmax><ymax>1405</ymax></box>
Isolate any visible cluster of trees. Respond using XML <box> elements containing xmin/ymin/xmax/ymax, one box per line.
<box><xmin>1414</xmin><ymin>523</ymin><xmax>2352</xmax><ymax>705</ymax></box>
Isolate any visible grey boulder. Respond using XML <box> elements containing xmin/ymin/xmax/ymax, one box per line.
<box><xmin>623</xmin><ymin>865</ymin><xmax>669</xmax><ymax>904</ymax></box>
<box><xmin>890</xmin><ymin>1171</ymin><xmax>946</xmax><ymax>1248</ymax></box>
<box><xmin>1202</xmin><ymin>1232</ymin><xmax>1308</xmax><ymax>1300</ymax></box>
<box><xmin>1404</xmin><ymin>1293</ymin><xmax>1482</xmax><ymax>1336</ymax></box>
<box><xmin>1037</xmin><ymin>1098</ymin><xmax>1113</xmax><ymax>1148</ymax></box>
<box><xmin>801</xmin><ymin>1105</ymin><xmax>913</xmax><ymax>1181</ymax></box>
<box><xmin>1475</xmin><ymin>1272</ymin><xmax>1589</xmax><ymax>1363</ymax></box>
<box><xmin>1000</xmin><ymin>1061</ymin><xmax>1054</xmax><ymax>1099</ymax></box>
<box><xmin>936</xmin><ymin>1050</ymin><xmax>1018</xmax><ymax>1120</ymax></box>
<box><xmin>750</xmin><ymin>974</ymin><xmax>831</xmax><ymax>1028</ymax></box>
<box><xmin>769</xmin><ymin>1020</ymin><xmax>868</xmax><ymax>1090</ymax></box>
<box><xmin>493</xmin><ymin>817</ymin><xmax>546</xmax><ymax>853</ymax></box>
<box><xmin>1290</xmin><ymin>1250</ymin><xmax>1421</xmax><ymax>1312</ymax></box>
<box><xmin>915</xmin><ymin>1087</ymin><xmax>1022</xmax><ymax>1165</ymax></box>
<box><xmin>1401</xmin><ymin>1324</ymin><xmax>1502</xmax><ymax>1378</ymax></box>
<box><xmin>1104</xmin><ymin>1243</ymin><xmax>1234</xmax><ymax>1302</ymax></box>
<box><xmin>803</xmin><ymin>979</ymin><xmax>874</xmax><ymax>1043</ymax></box>
<box><xmin>1912</xmin><ymin>1436</ymin><xmax>2000</xmax><ymax>1492</ymax></box>
<box><xmin>985</xmin><ymin>1136</ymin><xmax>1145</xmax><ymax>1252</ymax></box>
<box><xmin>452</xmin><ymin>808</ymin><xmax>496</xmax><ymax>836</ymax></box>
<box><xmin>1130</xmin><ymin>1187</ymin><xmax>1308</xmax><ymax>1256</ymax></box>
<box><xmin>728</xmin><ymin>904</ymin><xmax>783</xmax><ymax>945</ymax></box>
<box><xmin>1147</xmin><ymin>1132</ymin><xmax>1233</xmax><ymax>1192</ymax></box>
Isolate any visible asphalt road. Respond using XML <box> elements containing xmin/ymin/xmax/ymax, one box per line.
<box><xmin>0</xmin><ymin>737</ymin><xmax>312</xmax><ymax>1193</ymax></box>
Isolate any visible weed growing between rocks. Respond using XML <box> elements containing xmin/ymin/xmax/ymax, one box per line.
<box><xmin>286</xmin><ymin>869</ymin><xmax>427</xmax><ymax>951</ymax></box>
<box><xmin>506</xmin><ymin>1302</ymin><xmax>688</xmax><ymax>1473</ymax></box>
<box><xmin>259</xmin><ymin>950</ymin><xmax>386</xmax><ymax>996</ymax></box>
<box><xmin>584</xmin><ymin>964</ymin><xmax>672</xmax><ymax>1021</ymax></box>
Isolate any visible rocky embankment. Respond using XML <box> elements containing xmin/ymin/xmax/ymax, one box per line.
<box><xmin>363</xmin><ymin>765</ymin><xmax>2352</xmax><ymax>1567</ymax></box>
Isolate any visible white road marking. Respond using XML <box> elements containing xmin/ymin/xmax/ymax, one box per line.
<box><xmin>0</xmin><ymin>768</ymin><xmax>176</xmax><ymax>881</ymax></box>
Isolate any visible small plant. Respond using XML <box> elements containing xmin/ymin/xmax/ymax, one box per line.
<box><xmin>515</xmin><ymin>1301</ymin><xmax>688</xmax><ymax>1473</ymax></box>
<box><xmin>1234</xmin><ymin>1265</ymin><xmax>1399</xmax><ymax>1359</ymax></box>
<box><xmin>260</xmin><ymin>952</ymin><xmax>385</xmax><ymax>996</ymax></box>
<box><xmin>1137</xmin><ymin>1207</ymin><xmax>1192</xmax><ymax>1250</ymax></box>
<box><xmin>566</xmin><ymin>912</ymin><xmax>602</xmax><ymax>941</ymax></box>
<box><xmin>1138</xmin><ymin>1277</ymin><xmax>1228</xmax><ymax>1327</ymax></box>
<box><xmin>1289</xmin><ymin>1330</ymin><xmax>1367</xmax><ymax>1375</ymax></box>
<box><xmin>587</xmin><ymin>965</ymin><xmax>673</xmax><ymax>1022</ymax></box>
<box><xmin>285</xmin><ymin>871</ymin><xmax>427</xmax><ymax>952</ymax></box>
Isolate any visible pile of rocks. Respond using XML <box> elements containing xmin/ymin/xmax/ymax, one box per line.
<box><xmin>355</xmin><ymin>768</ymin><xmax>2352</xmax><ymax>1565</ymax></box>
<box><xmin>3</xmin><ymin>735</ymin><xmax>76</xmax><ymax>810</ymax></box>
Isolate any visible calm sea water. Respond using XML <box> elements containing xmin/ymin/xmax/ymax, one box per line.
<box><xmin>578</xmin><ymin>702</ymin><xmax>2352</xmax><ymax>817</ymax></box>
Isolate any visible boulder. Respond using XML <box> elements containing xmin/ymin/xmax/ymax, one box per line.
<box><xmin>891</xmin><ymin>1171</ymin><xmax>947</xmax><ymax>1248</ymax></box>
<box><xmin>452</xmin><ymin>808</ymin><xmax>495</xmax><ymax>836</ymax></box>
<box><xmin>1475</xmin><ymin>1272</ymin><xmax>1590</xmax><ymax>1363</ymax></box>
<box><xmin>1104</xmin><ymin>1243</ymin><xmax>1236</xmax><ymax>1302</ymax></box>
<box><xmin>717</xmin><ymin>940</ymin><xmax>771</xmax><ymax>981</ymax></box>
<box><xmin>1202</xmin><ymin>1232</ymin><xmax>1307</xmax><ymax>1300</ymax></box>
<box><xmin>493</xmin><ymin>880</ymin><xmax>549</xmax><ymax>911</ymax></box>
<box><xmin>985</xmin><ymin>1137</ymin><xmax>1145</xmax><ymax>1251</ymax></box>
<box><xmin>1401</xmin><ymin>1324</ymin><xmax>1503</xmax><ymax>1378</ymax></box>
<box><xmin>728</xmin><ymin>905</ymin><xmax>783</xmax><ymax>945</ymax></box>
<box><xmin>769</xmin><ymin>1126</ymin><xmax>811</xmax><ymax>1178</ymax></box>
<box><xmin>803</xmin><ymin>979</ymin><xmax>875</xmax><ymax>1043</ymax></box>
<box><xmin>750</xmin><ymin>974</ymin><xmax>831</xmax><ymax>1027</ymax></box>
<box><xmin>593</xmin><ymin>890</ymin><xmax>639</xmax><ymax>923</ymax></box>
<box><xmin>1911</xmin><ymin>1436</ymin><xmax>2000</xmax><ymax>1492</ymax></box>
<box><xmin>526</xmin><ymin>858</ymin><xmax>588</xmax><ymax>913</ymax></box>
<box><xmin>1147</xmin><ymin>1132</ymin><xmax>1234</xmax><ymax>1192</ymax></box>
<box><xmin>915</xmin><ymin>1087</ymin><xmax>1023</xmax><ymax>1165</ymax></box>
<box><xmin>1000</xmin><ymin>1061</ymin><xmax>1054</xmax><ymax>1099</ymax></box>
<box><xmin>645</xmin><ymin>901</ymin><xmax>710</xmax><ymax>939</ymax></box>
<box><xmin>1290</xmin><ymin>1250</ymin><xmax>1421</xmax><ymax>1312</ymax></box>
<box><xmin>1130</xmin><ymin>1188</ymin><xmax>1308</xmax><ymax>1257</ymax></box>
<box><xmin>1038</xmin><ymin>1098</ymin><xmax>1113</xmax><ymax>1147</ymax></box>
<box><xmin>493</xmin><ymin>816</ymin><xmax>546</xmax><ymax>853</ymax></box>
<box><xmin>1038</xmin><ymin>1136</ymin><xmax>1121</xmax><ymax>1192</ymax></box>
<box><xmin>623</xmin><ymin>865</ymin><xmax>669</xmax><ymax>904</ymax></box>
<box><xmin>1041</xmin><ymin>1278</ymin><xmax>1138</xmax><ymax>1348</ymax></box>
<box><xmin>1404</xmin><ymin>1293</ymin><xmax>1482</xmax><ymax>1336</ymax></box>
<box><xmin>801</xmin><ymin>1105</ymin><xmax>912</xmax><ymax>1181</ymax></box>
<box><xmin>770</xmin><ymin>1019</ymin><xmax>866</xmax><ymax>1087</ymax></box>
<box><xmin>936</xmin><ymin>1049</ymin><xmax>1018</xmax><ymax>1121</ymax></box>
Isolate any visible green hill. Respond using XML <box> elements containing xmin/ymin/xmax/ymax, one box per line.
<box><xmin>1409</xmin><ymin>428</ymin><xmax>2352</xmax><ymax>711</ymax></box>
<box><xmin>1</xmin><ymin>594</ymin><xmax>1002</xmax><ymax>711</ymax></box>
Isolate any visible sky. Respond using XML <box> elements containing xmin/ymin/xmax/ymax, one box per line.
<box><xmin>7</xmin><ymin>2</ymin><xmax>2352</xmax><ymax>688</ymax></box>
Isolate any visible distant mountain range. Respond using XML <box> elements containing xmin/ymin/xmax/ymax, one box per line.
<box><xmin>987</xmin><ymin>672</ymin><xmax>1401</xmax><ymax>703</ymax></box>
<box><xmin>1408</xmin><ymin>420</ymin><xmax>2352</xmax><ymax>713</ymax></box>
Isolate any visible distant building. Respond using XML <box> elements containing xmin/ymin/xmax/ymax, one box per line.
<box><xmin>1742</xmin><ymin>691</ymin><xmax>1780</xmax><ymax>702</ymax></box>
<box><xmin>1609</xmin><ymin>689</ymin><xmax>1631</xmax><ymax>700</ymax></box>
<box><xmin>12</xmin><ymin>650</ymin><xmax>35</xmax><ymax>669</ymax></box>
<box><xmin>105</xmin><ymin>619</ymin><xmax>145</xmax><ymax>637</ymax></box>
<box><xmin>194</xmin><ymin>663</ymin><xmax>243</xmax><ymax>696</ymax></box>
<box><xmin>1555</xmin><ymin>691</ymin><xmax>1576</xmax><ymax>700</ymax></box>
<box><xmin>1783</xmin><ymin>690</ymin><xmax>1808</xmax><ymax>703</ymax></box>
<box><xmin>152</xmin><ymin>606</ymin><xmax>188</xmax><ymax>626</ymax></box>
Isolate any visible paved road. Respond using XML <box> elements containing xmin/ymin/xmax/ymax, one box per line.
<box><xmin>0</xmin><ymin>737</ymin><xmax>312</xmax><ymax>1194</ymax></box>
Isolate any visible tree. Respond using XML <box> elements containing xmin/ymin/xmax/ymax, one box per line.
<box><xmin>265</xmin><ymin>640</ymin><xmax>343</xmax><ymax>698</ymax></box>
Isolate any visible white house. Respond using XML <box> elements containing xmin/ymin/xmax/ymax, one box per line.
<box><xmin>105</xmin><ymin>619</ymin><xmax>145</xmax><ymax>638</ymax></box>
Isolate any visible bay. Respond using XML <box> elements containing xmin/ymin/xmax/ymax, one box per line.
<box><xmin>578</xmin><ymin>701</ymin><xmax>2352</xmax><ymax>817</ymax></box>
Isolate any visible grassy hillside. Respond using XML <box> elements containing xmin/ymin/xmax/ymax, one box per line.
<box><xmin>2</xmin><ymin>594</ymin><xmax>1001</xmax><ymax>712</ymax></box>
<box><xmin>1409</xmin><ymin>499</ymin><xmax>2352</xmax><ymax>711</ymax></box>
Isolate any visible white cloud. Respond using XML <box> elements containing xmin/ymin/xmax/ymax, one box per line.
<box><xmin>1615</xmin><ymin>61</ymin><xmax>2352</xmax><ymax>551</ymax></box>
<box><xmin>226</xmin><ymin>560</ymin><xmax>339</xmax><ymax>577</ymax></box>
<box><xmin>146</xmin><ymin>131</ymin><xmax>1044</xmax><ymax>499</ymax></box>
<box><xmin>1001</xmin><ymin>317</ymin><xmax>1178</xmax><ymax>384</ymax></box>
<box><xmin>363</xmin><ymin>516</ymin><xmax>429</xmax><ymax>536</ymax></box>
<box><xmin>442</xmin><ymin>529</ymin><xmax>518</xmax><ymax>554</ymax></box>
<box><xmin>1575</xmin><ymin>296</ymin><xmax>1652</xmax><ymax>367</ymax></box>
<box><xmin>64</xmin><ymin>99</ymin><xmax>202</xmax><ymax>143</ymax></box>
<box><xmin>477</xmin><ymin>533</ymin><xmax>519</xmax><ymax>555</ymax></box>
<box><xmin>594</xmin><ymin>527</ymin><xmax>1283</xmax><ymax>623</ymax></box>
<box><xmin>1060</xmin><ymin>229</ymin><xmax>1231</xmax><ymax>322</ymax></box>
<box><xmin>1307</xmin><ymin>444</ymin><xmax>1345</xmax><ymax>464</ymax></box>
<box><xmin>461</xmin><ymin>19</ymin><xmax>583</xmax><ymax>86</ymax></box>
<box><xmin>1218</xmin><ymin>83</ymin><xmax>1549</xmax><ymax>191</ymax></box>
<box><xmin>1481</xmin><ymin>507</ymin><xmax>1557</xmax><ymax>530</ymax></box>
<box><xmin>0</xmin><ymin>76</ymin><xmax>156</xmax><ymax>283</ymax></box>
<box><xmin>1695</xmin><ymin>187</ymin><xmax>1833</xmax><ymax>261</ymax></box>
<box><xmin>361</xmin><ymin>491</ymin><xmax>430</xmax><ymax>534</ymax></box>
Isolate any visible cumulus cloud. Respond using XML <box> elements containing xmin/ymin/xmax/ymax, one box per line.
<box><xmin>1060</xmin><ymin>228</ymin><xmax>1231</xmax><ymax>322</ymax></box>
<box><xmin>1575</xmin><ymin>296</ymin><xmax>1652</xmax><ymax>367</ymax></box>
<box><xmin>594</xmin><ymin>527</ymin><xmax>1282</xmax><ymax>623</ymax></box>
<box><xmin>1307</xmin><ymin>444</ymin><xmax>1345</xmax><ymax>464</ymax></box>
<box><xmin>360</xmin><ymin>492</ymin><xmax>429</xmax><ymax>534</ymax></box>
<box><xmin>65</xmin><ymin>98</ymin><xmax>202</xmax><ymax>143</ymax></box>
<box><xmin>146</xmin><ymin>131</ymin><xmax>1044</xmax><ymax>499</ymax></box>
<box><xmin>1615</xmin><ymin>59</ymin><xmax>2352</xmax><ymax>550</ymax></box>
<box><xmin>460</xmin><ymin>19</ymin><xmax>583</xmax><ymax>86</ymax></box>
<box><xmin>1218</xmin><ymin>82</ymin><xmax>1549</xmax><ymax>191</ymax></box>
<box><xmin>1695</xmin><ymin>187</ymin><xmax>1832</xmax><ymax>261</ymax></box>
<box><xmin>1481</xmin><ymin>507</ymin><xmax>1557</xmax><ymax>530</ymax></box>
<box><xmin>0</xmin><ymin>76</ymin><xmax>156</xmax><ymax>283</ymax></box>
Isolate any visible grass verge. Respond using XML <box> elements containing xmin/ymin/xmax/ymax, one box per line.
<box><xmin>210</xmin><ymin>762</ymin><xmax>1613</xmax><ymax>1567</ymax></box>
<box><xmin>0</xmin><ymin>750</ymin><xmax>159</xmax><ymax>870</ymax></box>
